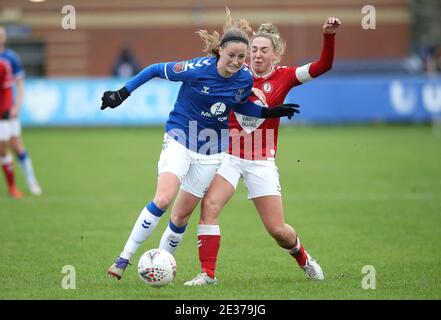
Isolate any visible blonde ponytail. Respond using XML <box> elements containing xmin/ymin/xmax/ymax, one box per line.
<box><xmin>197</xmin><ymin>7</ymin><xmax>252</xmax><ymax>58</ymax></box>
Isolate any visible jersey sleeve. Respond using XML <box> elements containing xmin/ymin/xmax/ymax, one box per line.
<box><xmin>161</xmin><ymin>57</ymin><xmax>205</xmax><ymax>82</ymax></box>
<box><xmin>234</xmin><ymin>100</ymin><xmax>263</xmax><ymax>118</ymax></box>
<box><xmin>124</xmin><ymin>57</ymin><xmax>204</xmax><ymax>93</ymax></box>
<box><xmin>8</xmin><ymin>50</ymin><xmax>25</xmax><ymax>79</ymax></box>
<box><xmin>293</xmin><ymin>33</ymin><xmax>335</xmax><ymax>85</ymax></box>
<box><xmin>124</xmin><ymin>63</ymin><xmax>164</xmax><ymax>93</ymax></box>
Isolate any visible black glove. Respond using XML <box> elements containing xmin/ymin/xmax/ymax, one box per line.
<box><xmin>1</xmin><ymin>111</ymin><xmax>10</xmax><ymax>120</ymax></box>
<box><xmin>261</xmin><ymin>104</ymin><xmax>300</xmax><ymax>119</ymax></box>
<box><xmin>100</xmin><ymin>87</ymin><xmax>130</xmax><ymax>110</ymax></box>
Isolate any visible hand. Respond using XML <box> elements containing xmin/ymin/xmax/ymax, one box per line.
<box><xmin>251</xmin><ymin>87</ymin><xmax>268</xmax><ymax>107</ymax></box>
<box><xmin>261</xmin><ymin>103</ymin><xmax>300</xmax><ymax>119</ymax></box>
<box><xmin>323</xmin><ymin>17</ymin><xmax>341</xmax><ymax>34</ymax></box>
<box><xmin>100</xmin><ymin>87</ymin><xmax>130</xmax><ymax>110</ymax></box>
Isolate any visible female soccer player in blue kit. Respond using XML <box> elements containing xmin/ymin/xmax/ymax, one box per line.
<box><xmin>101</xmin><ymin>9</ymin><xmax>299</xmax><ymax>280</ymax></box>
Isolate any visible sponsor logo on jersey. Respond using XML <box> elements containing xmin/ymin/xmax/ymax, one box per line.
<box><xmin>173</xmin><ymin>61</ymin><xmax>187</xmax><ymax>73</ymax></box>
<box><xmin>201</xmin><ymin>86</ymin><xmax>210</xmax><ymax>94</ymax></box>
<box><xmin>200</xmin><ymin>102</ymin><xmax>227</xmax><ymax>120</ymax></box>
<box><xmin>210</xmin><ymin>102</ymin><xmax>226</xmax><ymax>115</ymax></box>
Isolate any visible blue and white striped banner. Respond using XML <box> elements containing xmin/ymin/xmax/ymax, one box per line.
<box><xmin>19</xmin><ymin>75</ymin><xmax>441</xmax><ymax>126</ymax></box>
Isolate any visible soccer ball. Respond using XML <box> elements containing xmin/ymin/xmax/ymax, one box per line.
<box><xmin>137</xmin><ymin>249</ymin><xmax>176</xmax><ymax>287</ymax></box>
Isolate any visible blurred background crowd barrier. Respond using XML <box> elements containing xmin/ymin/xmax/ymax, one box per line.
<box><xmin>1</xmin><ymin>0</ymin><xmax>440</xmax><ymax>126</ymax></box>
<box><xmin>19</xmin><ymin>76</ymin><xmax>441</xmax><ymax>126</ymax></box>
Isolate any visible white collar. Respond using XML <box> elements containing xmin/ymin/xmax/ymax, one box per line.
<box><xmin>250</xmin><ymin>65</ymin><xmax>275</xmax><ymax>79</ymax></box>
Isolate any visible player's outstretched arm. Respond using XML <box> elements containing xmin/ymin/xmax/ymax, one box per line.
<box><xmin>100</xmin><ymin>63</ymin><xmax>164</xmax><ymax>110</ymax></box>
<box><xmin>261</xmin><ymin>104</ymin><xmax>300</xmax><ymax>119</ymax></box>
<box><xmin>100</xmin><ymin>87</ymin><xmax>130</xmax><ymax>110</ymax></box>
<box><xmin>294</xmin><ymin>16</ymin><xmax>341</xmax><ymax>86</ymax></box>
<box><xmin>307</xmin><ymin>17</ymin><xmax>341</xmax><ymax>78</ymax></box>
<box><xmin>235</xmin><ymin>101</ymin><xmax>300</xmax><ymax>119</ymax></box>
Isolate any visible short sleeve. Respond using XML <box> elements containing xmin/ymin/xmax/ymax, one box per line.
<box><xmin>8</xmin><ymin>50</ymin><xmax>25</xmax><ymax>79</ymax></box>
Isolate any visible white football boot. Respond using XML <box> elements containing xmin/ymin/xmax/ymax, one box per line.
<box><xmin>28</xmin><ymin>181</ymin><xmax>42</xmax><ymax>196</ymax></box>
<box><xmin>301</xmin><ymin>252</ymin><xmax>324</xmax><ymax>280</ymax></box>
<box><xmin>107</xmin><ymin>256</ymin><xmax>130</xmax><ymax>280</ymax></box>
<box><xmin>184</xmin><ymin>273</ymin><xmax>217</xmax><ymax>286</ymax></box>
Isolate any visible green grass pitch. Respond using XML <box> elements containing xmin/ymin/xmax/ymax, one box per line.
<box><xmin>1</xmin><ymin>125</ymin><xmax>440</xmax><ymax>299</ymax></box>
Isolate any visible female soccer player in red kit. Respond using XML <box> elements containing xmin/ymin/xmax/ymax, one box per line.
<box><xmin>0</xmin><ymin>26</ymin><xmax>42</xmax><ymax>196</ymax></box>
<box><xmin>0</xmin><ymin>57</ymin><xmax>22</xmax><ymax>198</ymax></box>
<box><xmin>185</xmin><ymin>17</ymin><xmax>341</xmax><ymax>285</ymax></box>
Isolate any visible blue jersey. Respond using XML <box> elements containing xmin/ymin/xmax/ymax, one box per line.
<box><xmin>126</xmin><ymin>56</ymin><xmax>263</xmax><ymax>154</ymax></box>
<box><xmin>0</xmin><ymin>48</ymin><xmax>25</xmax><ymax>79</ymax></box>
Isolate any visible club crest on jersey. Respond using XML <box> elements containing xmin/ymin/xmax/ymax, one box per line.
<box><xmin>263</xmin><ymin>82</ymin><xmax>272</xmax><ymax>93</ymax></box>
<box><xmin>173</xmin><ymin>61</ymin><xmax>187</xmax><ymax>73</ymax></box>
<box><xmin>235</xmin><ymin>88</ymin><xmax>245</xmax><ymax>102</ymax></box>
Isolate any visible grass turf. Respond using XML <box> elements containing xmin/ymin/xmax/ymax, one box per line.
<box><xmin>1</xmin><ymin>125</ymin><xmax>440</xmax><ymax>299</ymax></box>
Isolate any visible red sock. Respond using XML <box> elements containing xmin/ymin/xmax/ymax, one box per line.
<box><xmin>289</xmin><ymin>237</ymin><xmax>307</xmax><ymax>267</ymax></box>
<box><xmin>198</xmin><ymin>234</ymin><xmax>221</xmax><ymax>279</ymax></box>
<box><xmin>2</xmin><ymin>159</ymin><xmax>16</xmax><ymax>190</ymax></box>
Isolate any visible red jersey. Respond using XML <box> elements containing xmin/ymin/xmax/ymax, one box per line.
<box><xmin>228</xmin><ymin>33</ymin><xmax>335</xmax><ymax>160</ymax></box>
<box><xmin>0</xmin><ymin>58</ymin><xmax>14</xmax><ymax>115</ymax></box>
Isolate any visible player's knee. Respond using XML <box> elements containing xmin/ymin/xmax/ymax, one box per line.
<box><xmin>0</xmin><ymin>143</ymin><xmax>8</xmax><ymax>156</ymax></box>
<box><xmin>201</xmin><ymin>197</ymin><xmax>222</xmax><ymax>223</ymax></box>
<box><xmin>9</xmin><ymin>138</ymin><xmax>21</xmax><ymax>152</ymax></box>
<box><xmin>170</xmin><ymin>212</ymin><xmax>189</xmax><ymax>228</ymax></box>
<box><xmin>153</xmin><ymin>194</ymin><xmax>173</xmax><ymax>210</ymax></box>
<box><xmin>267</xmin><ymin>226</ymin><xmax>286</xmax><ymax>242</ymax></box>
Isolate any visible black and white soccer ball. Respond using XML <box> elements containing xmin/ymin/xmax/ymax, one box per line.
<box><xmin>137</xmin><ymin>249</ymin><xmax>177</xmax><ymax>287</ymax></box>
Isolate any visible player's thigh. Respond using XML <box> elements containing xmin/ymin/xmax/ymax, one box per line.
<box><xmin>200</xmin><ymin>174</ymin><xmax>237</xmax><ymax>224</ymax></box>
<box><xmin>157</xmin><ymin>134</ymin><xmax>191</xmax><ymax>182</ymax></box>
<box><xmin>9</xmin><ymin>119</ymin><xmax>23</xmax><ymax>151</ymax></box>
<box><xmin>155</xmin><ymin>135</ymin><xmax>191</xmax><ymax>207</ymax></box>
<box><xmin>181</xmin><ymin>160</ymin><xmax>221</xmax><ymax>199</ymax></box>
<box><xmin>9</xmin><ymin>118</ymin><xmax>21</xmax><ymax>138</ymax></box>
<box><xmin>0</xmin><ymin>120</ymin><xmax>12</xmax><ymax>147</ymax></box>
<box><xmin>0</xmin><ymin>140</ymin><xmax>8</xmax><ymax>156</ymax></box>
<box><xmin>215</xmin><ymin>154</ymin><xmax>242</xmax><ymax>192</ymax></box>
<box><xmin>199</xmin><ymin>154</ymin><xmax>242</xmax><ymax>222</ymax></box>
<box><xmin>154</xmin><ymin>172</ymin><xmax>181</xmax><ymax>209</ymax></box>
<box><xmin>9</xmin><ymin>136</ymin><xmax>24</xmax><ymax>154</ymax></box>
<box><xmin>170</xmin><ymin>189</ymin><xmax>201</xmax><ymax>224</ymax></box>
<box><xmin>243</xmin><ymin>159</ymin><xmax>281</xmax><ymax>200</ymax></box>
